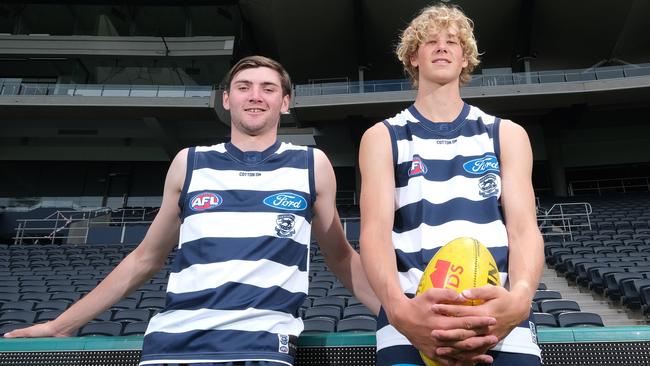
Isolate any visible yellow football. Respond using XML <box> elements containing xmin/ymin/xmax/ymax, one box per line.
<box><xmin>415</xmin><ymin>237</ymin><xmax>500</xmax><ymax>366</ymax></box>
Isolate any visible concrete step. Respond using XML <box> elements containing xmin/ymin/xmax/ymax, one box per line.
<box><xmin>537</xmin><ymin>264</ymin><xmax>647</xmax><ymax>326</ymax></box>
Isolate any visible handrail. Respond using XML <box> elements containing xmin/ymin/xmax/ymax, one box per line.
<box><xmin>537</xmin><ymin>202</ymin><xmax>592</xmax><ymax>241</ymax></box>
<box><xmin>2</xmin><ymin>63</ymin><xmax>649</xmax><ymax>98</ymax></box>
<box><xmin>568</xmin><ymin>176</ymin><xmax>650</xmax><ymax>196</ymax></box>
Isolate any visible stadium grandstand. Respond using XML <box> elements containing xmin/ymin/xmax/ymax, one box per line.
<box><xmin>1</xmin><ymin>0</ymin><xmax>650</xmax><ymax>365</ymax></box>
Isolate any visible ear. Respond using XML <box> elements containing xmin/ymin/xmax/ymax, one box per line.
<box><xmin>222</xmin><ymin>90</ymin><xmax>230</xmax><ymax>110</ymax></box>
<box><xmin>280</xmin><ymin>94</ymin><xmax>290</xmax><ymax>114</ymax></box>
<box><xmin>410</xmin><ymin>52</ymin><xmax>419</xmax><ymax>68</ymax></box>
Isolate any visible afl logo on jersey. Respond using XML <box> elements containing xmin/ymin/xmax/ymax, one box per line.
<box><xmin>263</xmin><ymin>192</ymin><xmax>307</xmax><ymax>211</ymax></box>
<box><xmin>189</xmin><ymin>192</ymin><xmax>223</xmax><ymax>211</ymax></box>
<box><xmin>463</xmin><ymin>155</ymin><xmax>499</xmax><ymax>175</ymax></box>
<box><xmin>408</xmin><ymin>155</ymin><xmax>428</xmax><ymax>177</ymax></box>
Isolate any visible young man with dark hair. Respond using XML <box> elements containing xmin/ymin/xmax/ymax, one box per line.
<box><xmin>6</xmin><ymin>55</ymin><xmax>379</xmax><ymax>366</ymax></box>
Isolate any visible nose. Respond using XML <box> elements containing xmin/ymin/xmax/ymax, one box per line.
<box><xmin>248</xmin><ymin>86</ymin><xmax>263</xmax><ymax>102</ymax></box>
<box><xmin>435</xmin><ymin>40</ymin><xmax>448</xmax><ymax>53</ymax></box>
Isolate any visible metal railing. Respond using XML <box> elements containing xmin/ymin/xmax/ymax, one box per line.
<box><xmin>0</xmin><ymin>81</ymin><xmax>212</xmax><ymax>98</ymax></box>
<box><xmin>13</xmin><ymin>207</ymin><xmax>157</xmax><ymax>245</ymax></box>
<box><xmin>3</xmin><ymin>63</ymin><xmax>649</xmax><ymax>99</ymax></box>
<box><xmin>568</xmin><ymin>177</ymin><xmax>650</xmax><ymax>196</ymax></box>
<box><xmin>537</xmin><ymin>202</ymin><xmax>592</xmax><ymax>241</ymax></box>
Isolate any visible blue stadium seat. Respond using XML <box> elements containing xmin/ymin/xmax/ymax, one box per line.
<box><xmin>532</xmin><ymin>312</ymin><xmax>557</xmax><ymax>327</ymax></box>
<box><xmin>78</xmin><ymin>321</ymin><xmax>122</xmax><ymax>336</ymax></box>
<box><xmin>122</xmin><ymin>321</ymin><xmax>149</xmax><ymax>336</ymax></box>
<box><xmin>337</xmin><ymin>317</ymin><xmax>376</xmax><ymax>332</ymax></box>
<box><xmin>557</xmin><ymin>312</ymin><xmax>604</xmax><ymax>327</ymax></box>
<box><xmin>539</xmin><ymin>299</ymin><xmax>581</xmax><ymax>315</ymax></box>
<box><xmin>303</xmin><ymin>317</ymin><xmax>335</xmax><ymax>333</ymax></box>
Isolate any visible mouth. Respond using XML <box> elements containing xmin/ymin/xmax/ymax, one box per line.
<box><xmin>244</xmin><ymin>108</ymin><xmax>266</xmax><ymax>113</ymax></box>
<box><xmin>432</xmin><ymin>58</ymin><xmax>451</xmax><ymax>64</ymax></box>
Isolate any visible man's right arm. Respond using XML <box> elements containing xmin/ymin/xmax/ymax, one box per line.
<box><xmin>359</xmin><ymin>123</ymin><xmax>497</xmax><ymax>365</ymax></box>
<box><xmin>4</xmin><ymin>148</ymin><xmax>189</xmax><ymax>338</ymax></box>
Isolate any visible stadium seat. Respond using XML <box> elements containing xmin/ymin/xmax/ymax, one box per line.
<box><xmin>312</xmin><ymin>296</ymin><xmax>346</xmax><ymax>310</ymax></box>
<box><xmin>304</xmin><ymin>306</ymin><xmax>341</xmax><ymax>321</ymax></box>
<box><xmin>342</xmin><ymin>305</ymin><xmax>375</xmax><ymax>319</ymax></box>
<box><xmin>337</xmin><ymin>317</ymin><xmax>376</xmax><ymax>332</ymax></box>
<box><xmin>1</xmin><ymin>301</ymin><xmax>34</xmax><ymax>311</ymax></box>
<box><xmin>35</xmin><ymin>310</ymin><xmax>64</xmax><ymax>323</ymax></box>
<box><xmin>112</xmin><ymin>309</ymin><xmax>151</xmax><ymax>323</ymax></box>
<box><xmin>122</xmin><ymin>321</ymin><xmax>149</xmax><ymax>336</ymax></box>
<box><xmin>0</xmin><ymin>322</ymin><xmax>34</xmax><ymax>335</ymax></box>
<box><xmin>78</xmin><ymin>321</ymin><xmax>123</xmax><ymax>336</ymax></box>
<box><xmin>33</xmin><ymin>300</ymin><xmax>70</xmax><ymax>312</ymax></box>
<box><xmin>533</xmin><ymin>290</ymin><xmax>562</xmax><ymax>303</ymax></box>
<box><xmin>138</xmin><ymin>298</ymin><xmax>165</xmax><ymax>311</ymax></box>
<box><xmin>0</xmin><ymin>310</ymin><xmax>37</xmax><ymax>325</ymax></box>
<box><xmin>532</xmin><ymin>312</ymin><xmax>557</xmax><ymax>327</ymax></box>
<box><xmin>557</xmin><ymin>312</ymin><xmax>605</xmax><ymax>327</ymax></box>
<box><xmin>303</xmin><ymin>317</ymin><xmax>336</xmax><ymax>333</ymax></box>
<box><xmin>328</xmin><ymin>287</ymin><xmax>352</xmax><ymax>297</ymax></box>
<box><xmin>539</xmin><ymin>299</ymin><xmax>581</xmax><ymax>315</ymax></box>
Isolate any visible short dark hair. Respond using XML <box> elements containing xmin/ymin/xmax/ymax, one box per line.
<box><xmin>223</xmin><ymin>55</ymin><xmax>292</xmax><ymax>97</ymax></box>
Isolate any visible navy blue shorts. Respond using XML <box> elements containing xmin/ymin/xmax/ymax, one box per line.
<box><xmin>153</xmin><ymin>362</ymin><xmax>287</xmax><ymax>366</ymax></box>
<box><xmin>376</xmin><ymin>345</ymin><xmax>541</xmax><ymax>366</ymax></box>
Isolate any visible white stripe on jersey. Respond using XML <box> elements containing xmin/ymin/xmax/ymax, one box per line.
<box><xmin>167</xmin><ymin>259</ymin><xmax>308</xmax><ymax>295</ymax></box>
<box><xmin>395</xmin><ymin>132</ymin><xmax>495</xmax><ymax>164</ymax></box>
<box><xmin>145</xmin><ymin>308</ymin><xmax>303</xmax><ymax>336</ymax></box>
<box><xmin>179</xmin><ymin>212</ymin><xmax>312</xmax><ymax>247</ymax></box>
<box><xmin>492</xmin><ymin>325</ymin><xmax>541</xmax><ymax>357</ymax></box>
<box><xmin>391</xmin><ymin>220</ymin><xmax>509</xmax><ymax>253</ymax></box>
<box><xmin>376</xmin><ymin>323</ymin><xmax>410</xmax><ymax>350</ymax></box>
<box><xmin>188</xmin><ymin>167</ymin><xmax>310</xmax><ymax>193</ymax></box>
<box><xmin>466</xmin><ymin>107</ymin><xmax>497</xmax><ymax>125</ymax></box>
<box><xmin>195</xmin><ymin>144</ymin><xmax>226</xmax><ymax>153</ymax></box>
<box><xmin>396</xmin><ymin>174</ymin><xmax>502</xmax><ymax>206</ymax></box>
<box><xmin>275</xmin><ymin>142</ymin><xmax>308</xmax><ymax>154</ymax></box>
<box><xmin>377</xmin><ymin>322</ymin><xmax>540</xmax><ymax>358</ymax></box>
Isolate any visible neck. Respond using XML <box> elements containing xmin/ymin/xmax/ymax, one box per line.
<box><xmin>230</xmin><ymin>129</ymin><xmax>278</xmax><ymax>152</ymax></box>
<box><xmin>413</xmin><ymin>80</ymin><xmax>464</xmax><ymax>122</ymax></box>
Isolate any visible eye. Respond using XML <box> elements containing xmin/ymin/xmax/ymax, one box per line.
<box><xmin>238</xmin><ymin>85</ymin><xmax>248</xmax><ymax>91</ymax></box>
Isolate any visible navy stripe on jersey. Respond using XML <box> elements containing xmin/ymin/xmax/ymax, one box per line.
<box><xmin>394</xmin><ymin>246</ymin><xmax>509</xmax><ymax>274</ymax></box>
<box><xmin>394</xmin><ymin>198</ymin><xmax>504</xmax><ymax>233</ymax></box>
<box><xmin>183</xmin><ymin>189</ymin><xmax>313</xmax><ymax>221</ymax></box>
<box><xmin>166</xmin><ymin>282</ymin><xmax>304</xmax><ymax>315</ymax></box>
<box><xmin>395</xmin><ymin>153</ymin><xmax>499</xmax><ymax>186</ymax></box>
<box><xmin>173</xmin><ymin>237</ymin><xmax>308</xmax><ymax>272</ymax></box>
<box><xmin>389</xmin><ymin>117</ymin><xmax>496</xmax><ymax>142</ymax></box>
<box><xmin>307</xmin><ymin>148</ymin><xmax>316</xmax><ymax>206</ymax></box>
<box><xmin>141</xmin><ymin>329</ymin><xmax>297</xmax><ymax>364</ymax></box>
<box><xmin>195</xmin><ymin>149</ymin><xmax>308</xmax><ymax>172</ymax></box>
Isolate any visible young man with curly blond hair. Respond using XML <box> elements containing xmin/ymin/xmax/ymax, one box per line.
<box><xmin>359</xmin><ymin>4</ymin><xmax>543</xmax><ymax>366</ymax></box>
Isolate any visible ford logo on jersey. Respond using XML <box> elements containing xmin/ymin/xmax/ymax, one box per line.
<box><xmin>189</xmin><ymin>192</ymin><xmax>223</xmax><ymax>211</ymax></box>
<box><xmin>263</xmin><ymin>192</ymin><xmax>307</xmax><ymax>211</ymax></box>
<box><xmin>463</xmin><ymin>155</ymin><xmax>499</xmax><ymax>174</ymax></box>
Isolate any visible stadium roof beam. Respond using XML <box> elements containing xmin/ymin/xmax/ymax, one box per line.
<box><xmin>512</xmin><ymin>0</ymin><xmax>536</xmax><ymax>73</ymax></box>
<box><xmin>0</xmin><ymin>35</ymin><xmax>234</xmax><ymax>58</ymax></box>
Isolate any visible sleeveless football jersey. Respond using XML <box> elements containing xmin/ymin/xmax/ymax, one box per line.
<box><xmin>140</xmin><ymin>141</ymin><xmax>315</xmax><ymax>366</ymax></box>
<box><xmin>376</xmin><ymin>103</ymin><xmax>541</xmax><ymax>362</ymax></box>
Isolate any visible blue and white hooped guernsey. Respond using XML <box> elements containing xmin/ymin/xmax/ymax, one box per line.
<box><xmin>140</xmin><ymin>141</ymin><xmax>315</xmax><ymax>366</ymax></box>
<box><xmin>376</xmin><ymin>103</ymin><xmax>541</xmax><ymax>364</ymax></box>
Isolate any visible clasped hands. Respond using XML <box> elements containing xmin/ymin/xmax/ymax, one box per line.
<box><xmin>388</xmin><ymin>285</ymin><xmax>527</xmax><ymax>366</ymax></box>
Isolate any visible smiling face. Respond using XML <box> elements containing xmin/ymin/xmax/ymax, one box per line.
<box><xmin>410</xmin><ymin>25</ymin><xmax>468</xmax><ymax>87</ymax></box>
<box><xmin>222</xmin><ymin>66</ymin><xmax>290</xmax><ymax>138</ymax></box>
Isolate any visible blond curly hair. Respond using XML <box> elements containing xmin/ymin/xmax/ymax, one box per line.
<box><xmin>396</xmin><ymin>4</ymin><xmax>480</xmax><ymax>87</ymax></box>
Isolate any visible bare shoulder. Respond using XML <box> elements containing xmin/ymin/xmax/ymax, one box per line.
<box><xmin>361</xmin><ymin>121</ymin><xmax>390</xmax><ymax>144</ymax></box>
<box><xmin>499</xmin><ymin>119</ymin><xmax>529</xmax><ymax>141</ymax></box>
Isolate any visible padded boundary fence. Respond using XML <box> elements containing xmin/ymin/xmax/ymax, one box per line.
<box><xmin>1</xmin><ymin>327</ymin><xmax>650</xmax><ymax>366</ymax></box>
